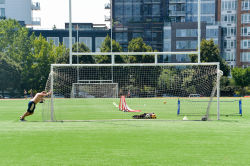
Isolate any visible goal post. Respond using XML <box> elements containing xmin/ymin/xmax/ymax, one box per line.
<box><xmin>43</xmin><ymin>58</ymin><xmax>221</xmax><ymax>121</ymax></box>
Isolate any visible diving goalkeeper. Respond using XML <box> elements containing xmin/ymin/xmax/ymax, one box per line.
<box><xmin>20</xmin><ymin>91</ymin><xmax>51</xmax><ymax>121</ymax></box>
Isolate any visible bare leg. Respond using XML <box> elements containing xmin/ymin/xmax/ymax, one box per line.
<box><xmin>20</xmin><ymin>112</ymin><xmax>33</xmax><ymax>120</ymax></box>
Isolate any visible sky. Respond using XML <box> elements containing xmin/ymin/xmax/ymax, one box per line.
<box><xmin>33</xmin><ymin>0</ymin><xmax>110</xmax><ymax>29</ymax></box>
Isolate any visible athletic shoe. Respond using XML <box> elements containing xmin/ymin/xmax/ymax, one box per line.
<box><xmin>20</xmin><ymin>116</ymin><xmax>26</xmax><ymax>122</ymax></box>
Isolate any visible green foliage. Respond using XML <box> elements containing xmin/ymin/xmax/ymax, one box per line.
<box><xmin>232</xmin><ymin>67</ymin><xmax>250</xmax><ymax>88</ymax></box>
<box><xmin>100</xmin><ymin>35</ymin><xmax>122</xmax><ymax>53</ymax></box>
<box><xmin>0</xmin><ymin>19</ymin><xmax>22</xmax><ymax>54</ymax></box>
<box><xmin>0</xmin><ymin>54</ymin><xmax>21</xmax><ymax>97</ymax></box>
<box><xmin>72</xmin><ymin>42</ymin><xmax>95</xmax><ymax>64</ymax></box>
<box><xmin>54</xmin><ymin>43</ymin><xmax>68</xmax><ymax>64</ymax></box>
<box><xmin>231</xmin><ymin>67</ymin><xmax>250</xmax><ymax>96</ymax></box>
<box><xmin>94</xmin><ymin>35</ymin><xmax>122</xmax><ymax>63</ymax></box>
<box><xmin>128</xmin><ymin>37</ymin><xmax>155</xmax><ymax>63</ymax></box>
<box><xmin>0</xmin><ymin>19</ymin><xmax>68</xmax><ymax>95</ymax></box>
<box><xmin>0</xmin><ymin>19</ymin><xmax>33</xmax><ymax>94</ymax></box>
<box><xmin>158</xmin><ymin>68</ymin><xmax>178</xmax><ymax>91</ymax></box>
<box><xmin>157</xmin><ymin>67</ymin><xmax>211</xmax><ymax>97</ymax></box>
<box><xmin>27</xmin><ymin>34</ymin><xmax>59</xmax><ymax>91</ymax></box>
<box><xmin>189</xmin><ymin>39</ymin><xmax>230</xmax><ymax>76</ymax></box>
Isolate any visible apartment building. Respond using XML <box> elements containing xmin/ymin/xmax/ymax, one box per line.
<box><xmin>163</xmin><ymin>0</ymin><xmax>221</xmax><ymax>62</ymax></box>
<box><xmin>111</xmin><ymin>0</ymin><xmax>168</xmax><ymax>51</ymax></box>
<box><xmin>236</xmin><ymin>0</ymin><xmax>250</xmax><ymax>67</ymax></box>
<box><xmin>0</xmin><ymin>0</ymin><xmax>40</xmax><ymax>26</ymax></box>
<box><xmin>31</xmin><ymin>23</ymin><xmax>110</xmax><ymax>52</ymax></box>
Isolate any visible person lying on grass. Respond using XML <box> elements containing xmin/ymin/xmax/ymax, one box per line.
<box><xmin>20</xmin><ymin>91</ymin><xmax>51</xmax><ymax>121</ymax></box>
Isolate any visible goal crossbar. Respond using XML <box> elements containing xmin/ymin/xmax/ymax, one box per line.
<box><xmin>51</xmin><ymin>62</ymin><xmax>219</xmax><ymax>67</ymax></box>
<box><xmin>72</xmin><ymin>51</ymin><xmax>199</xmax><ymax>56</ymax></box>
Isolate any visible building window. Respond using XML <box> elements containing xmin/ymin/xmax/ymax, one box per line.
<box><xmin>152</xmin><ymin>4</ymin><xmax>160</xmax><ymax>16</ymax></box>
<box><xmin>224</xmin><ymin>52</ymin><xmax>236</xmax><ymax>61</ymax></box>
<box><xmin>176</xmin><ymin>54</ymin><xmax>190</xmax><ymax>62</ymax></box>
<box><xmin>144</xmin><ymin>4</ymin><xmax>152</xmax><ymax>16</ymax></box>
<box><xmin>223</xmin><ymin>27</ymin><xmax>236</xmax><ymax>36</ymax></box>
<box><xmin>163</xmin><ymin>40</ymin><xmax>171</xmax><ymax>51</ymax></box>
<box><xmin>95</xmin><ymin>37</ymin><xmax>105</xmax><ymax>52</ymax></box>
<box><xmin>132</xmin><ymin>33</ymin><xmax>142</xmax><ymax>38</ymax></box>
<box><xmin>176</xmin><ymin>40</ymin><xmax>197</xmax><ymax>49</ymax></box>
<box><xmin>115</xmin><ymin>33</ymin><xmax>128</xmax><ymax>43</ymax></box>
<box><xmin>241</xmin><ymin>52</ymin><xmax>250</xmax><ymax>62</ymax></box>
<box><xmin>0</xmin><ymin>8</ymin><xmax>5</xmax><ymax>17</ymax></box>
<box><xmin>241</xmin><ymin>14</ymin><xmax>250</xmax><ymax>24</ymax></box>
<box><xmin>47</xmin><ymin>37</ymin><xmax>59</xmax><ymax>47</ymax></box>
<box><xmin>241</xmin><ymin>27</ymin><xmax>250</xmax><ymax>36</ymax></box>
<box><xmin>124</xmin><ymin>3</ymin><xmax>132</xmax><ymax>17</ymax></box>
<box><xmin>222</xmin><ymin>14</ymin><xmax>236</xmax><ymax>23</ymax></box>
<box><xmin>133</xmin><ymin>3</ymin><xmax>141</xmax><ymax>16</ymax></box>
<box><xmin>176</xmin><ymin>29</ymin><xmax>197</xmax><ymax>37</ymax></box>
<box><xmin>79</xmin><ymin>37</ymin><xmax>92</xmax><ymax>51</ymax></box>
<box><xmin>63</xmin><ymin>37</ymin><xmax>75</xmax><ymax>48</ymax></box>
<box><xmin>164</xmin><ymin>28</ymin><xmax>171</xmax><ymax>39</ymax></box>
<box><xmin>224</xmin><ymin>40</ymin><xmax>236</xmax><ymax>49</ymax></box>
<box><xmin>242</xmin><ymin>0</ymin><xmax>250</xmax><ymax>10</ymax></box>
<box><xmin>206</xmin><ymin>28</ymin><xmax>218</xmax><ymax>38</ymax></box>
<box><xmin>222</xmin><ymin>0</ymin><xmax>237</xmax><ymax>10</ymax></box>
<box><xmin>240</xmin><ymin>40</ymin><xmax>250</xmax><ymax>49</ymax></box>
<box><xmin>0</xmin><ymin>0</ymin><xmax>5</xmax><ymax>4</ymax></box>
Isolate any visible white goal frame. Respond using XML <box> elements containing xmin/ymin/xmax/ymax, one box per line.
<box><xmin>49</xmin><ymin>52</ymin><xmax>221</xmax><ymax>121</ymax></box>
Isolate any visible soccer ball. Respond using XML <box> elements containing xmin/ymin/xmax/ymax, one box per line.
<box><xmin>163</xmin><ymin>101</ymin><xmax>167</xmax><ymax>104</ymax></box>
<box><xmin>145</xmin><ymin>113</ymin><xmax>151</xmax><ymax>119</ymax></box>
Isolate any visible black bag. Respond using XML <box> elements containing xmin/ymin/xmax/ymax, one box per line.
<box><xmin>132</xmin><ymin>113</ymin><xmax>156</xmax><ymax>119</ymax></box>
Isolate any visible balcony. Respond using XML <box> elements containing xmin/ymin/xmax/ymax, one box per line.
<box><xmin>31</xmin><ymin>2</ymin><xmax>40</xmax><ymax>10</ymax></box>
<box><xmin>169</xmin><ymin>0</ymin><xmax>186</xmax><ymax>3</ymax></box>
<box><xmin>169</xmin><ymin>10</ymin><xmax>186</xmax><ymax>16</ymax></box>
<box><xmin>105</xmin><ymin>3</ymin><xmax>110</xmax><ymax>9</ymax></box>
<box><xmin>105</xmin><ymin>15</ymin><xmax>110</xmax><ymax>21</ymax></box>
<box><xmin>32</xmin><ymin>17</ymin><xmax>41</xmax><ymax>25</ymax></box>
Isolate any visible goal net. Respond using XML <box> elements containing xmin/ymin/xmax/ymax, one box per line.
<box><xmin>70</xmin><ymin>82</ymin><xmax>118</xmax><ymax>98</ymax></box>
<box><xmin>43</xmin><ymin>63</ymin><xmax>220</xmax><ymax>121</ymax></box>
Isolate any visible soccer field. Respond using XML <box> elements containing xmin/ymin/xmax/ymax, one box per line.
<box><xmin>0</xmin><ymin>98</ymin><xmax>250</xmax><ymax>166</ymax></box>
<box><xmin>43</xmin><ymin>97</ymin><xmax>243</xmax><ymax>121</ymax></box>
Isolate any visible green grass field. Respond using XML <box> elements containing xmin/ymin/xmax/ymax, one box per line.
<box><xmin>0</xmin><ymin>98</ymin><xmax>250</xmax><ymax>166</ymax></box>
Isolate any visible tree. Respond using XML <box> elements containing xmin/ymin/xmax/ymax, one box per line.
<box><xmin>231</xmin><ymin>67</ymin><xmax>250</xmax><ymax>96</ymax></box>
<box><xmin>0</xmin><ymin>19</ymin><xmax>71</xmax><ymax>96</ymax></box>
<box><xmin>0</xmin><ymin>19</ymin><xmax>32</xmax><ymax>65</ymax></box>
<box><xmin>128</xmin><ymin>37</ymin><xmax>155</xmax><ymax>63</ymax></box>
<box><xmin>0</xmin><ymin>19</ymin><xmax>34</xmax><ymax>94</ymax></box>
<box><xmin>28</xmin><ymin>34</ymin><xmax>67</xmax><ymax>91</ymax></box>
<box><xmin>100</xmin><ymin>35</ymin><xmax>122</xmax><ymax>53</ymax></box>
<box><xmin>95</xmin><ymin>35</ymin><xmax>123</xmax><ymax>63</ymax></box>
<box><xmin>0</xmin><ymin>54</ymin><xmax>21</xmax><ymax>97</ymax></box>
<box><xmin>189</xmin><ymin>39</ymin><xmax>230</xmax><ymax>76</ymax></box>
<box><xmin>55</xmin><ymin>42</ymin><xmax>93</xmax><ymax>64</ymax></box>
<box><xmin>0</xmin><ymin>19</ymin><xmax>22</xmax><ymax>54</ymax></box>
<box><xmin>72</xmin><ymin>42</ymin><xmax>95</xmax><ymax>64</ymax></box>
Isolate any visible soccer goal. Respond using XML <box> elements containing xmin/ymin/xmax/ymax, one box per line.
<box><xmin>43</xmin><ymin>53</ymin><xmax>221</xmax><ymax>121</ymax></box>
<box><xmin>71</xmin><ymin>82</ymin><xmax>118</xmax><ymax>98</ymax></box>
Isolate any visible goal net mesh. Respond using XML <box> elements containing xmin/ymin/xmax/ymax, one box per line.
<box><xmin>43</xmin><ymin>64</ymin><xmax>219</xmax><ymax>121</ymax></box>
<box><xmin>71</xmin><ymin>83</ymin><xmax>118</xmax><ymax>98</ymax></box>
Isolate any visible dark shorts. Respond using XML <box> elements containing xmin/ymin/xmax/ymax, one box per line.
<box><xmin>27</xmin><ymin>101</ymin><xmax>36</xmax><ymax>113</ymax></box>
